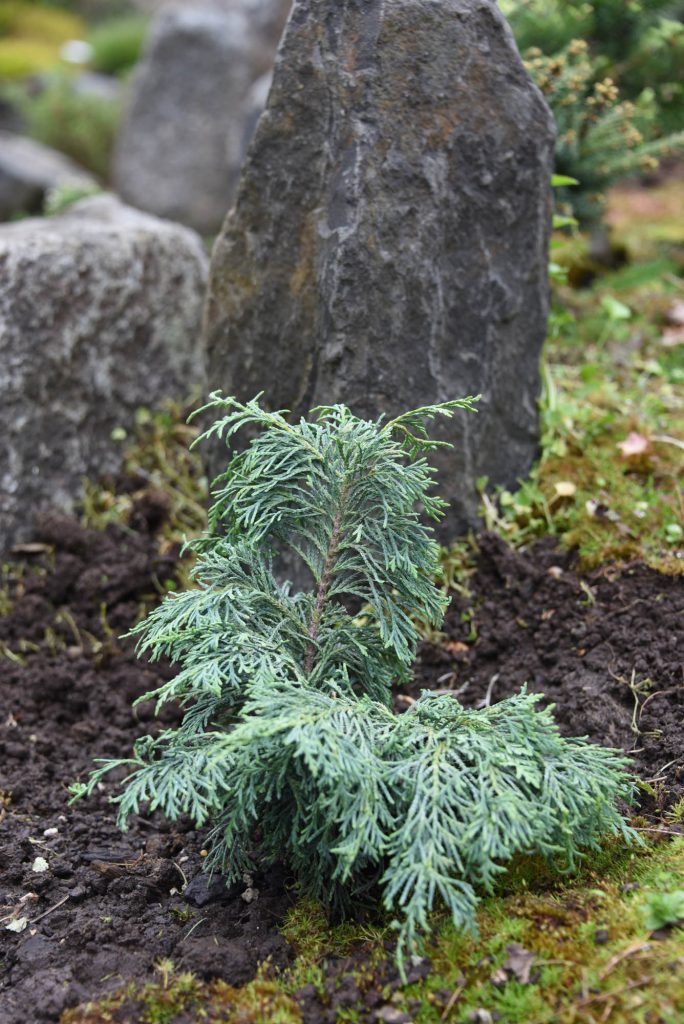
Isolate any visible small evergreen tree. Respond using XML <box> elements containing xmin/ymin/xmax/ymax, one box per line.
<box><xmin>73</xmin><ymin>395</ymin><xmax>635</xmax><ymax>962</ymax></box>
<box><xmin>525</xmin><ymin>39</ymin><xmax>684</xmax><ymax>224</ymax></box>
<box><xmin>501</xmin><ymin>0</ymin><xmax>684</xmax><ymax>132</ymax></box>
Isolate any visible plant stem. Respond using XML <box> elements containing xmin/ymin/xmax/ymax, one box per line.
<box><xmin>304</xmin><ymin>481</ymin><xmax>348</xmax><ymax>674</ymax></box>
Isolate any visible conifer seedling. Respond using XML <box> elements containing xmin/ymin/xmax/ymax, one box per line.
<box><xmin>73</xmin><ymin>394</ymin><xmax>635</xmax><ymax>963</ymax></box>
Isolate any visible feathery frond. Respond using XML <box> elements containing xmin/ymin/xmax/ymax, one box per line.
<box><xmin>72</xmin><ymin>394</ymin><xmax>635</xmax><ymax>967</ymax></box>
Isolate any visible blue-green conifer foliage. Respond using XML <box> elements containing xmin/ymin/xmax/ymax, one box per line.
<box><xmin>73</xmin><ymin>395</ymin><xmax>635</xmax><ymax>961</ymax></box>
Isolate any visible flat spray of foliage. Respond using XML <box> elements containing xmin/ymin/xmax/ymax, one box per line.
<box><xmin>72</xmin><ymin>395</ymin><xmax>635</xmax><ymax>962</ymax></box>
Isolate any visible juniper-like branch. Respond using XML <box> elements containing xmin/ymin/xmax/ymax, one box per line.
<box><xmin>71</xmin><ymin>394</ymin><xmax>636</xmax><ymax>973</ymax></box>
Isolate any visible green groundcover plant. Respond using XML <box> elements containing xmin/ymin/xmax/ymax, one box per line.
<box><xmin>72</xmin><ymin>395</ymin><xmax>636</xmax><ymax>963</ymax></box>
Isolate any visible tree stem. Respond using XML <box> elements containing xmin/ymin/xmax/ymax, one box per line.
<box><xmin>304</xmin><ymin>483</ymin><xmax>347</xmax><ymax>674</ymax></box>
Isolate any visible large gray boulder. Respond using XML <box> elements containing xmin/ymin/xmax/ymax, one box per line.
<box><xmin>0</xmin><ymin>195</ymin><xmax>208</xmax><ymax>551</ymax></box>
<box><xmin>204</xmin><ymin>0</ymin><xmax>555</xmax><ymax>536</ymax></box>
<box><xmin>113</xmin><ymin>1</ymin><xmax>290</xmax><ymax>235</ymax></box>
<box><xmin>0</xmin><ymin>131</ymin><xmax>96</xmax><ymax>222</ymax></box>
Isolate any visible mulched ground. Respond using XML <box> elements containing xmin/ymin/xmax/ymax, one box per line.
<box><xmin>0</xmin><ymin>513</ymin><xmax>682</xmax><ymax>1023</ymax></box>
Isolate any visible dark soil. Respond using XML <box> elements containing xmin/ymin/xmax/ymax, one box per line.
<box><xmin>0</xmin><ymin>517</ymin><xmax>682</xmax><ymax>1023</ymax></box>
<box><xmin>0</xmin><ymin>512</ymin><xmax>292</xmax><ymax>1024</ymax></box>
<box><xmin>411</xmin><ymin>535</ymin><xmax>684</xmax><ymax>810</ymax></box>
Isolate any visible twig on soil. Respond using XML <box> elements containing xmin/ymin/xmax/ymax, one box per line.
<box><xmin>182</xmin><ymin>916</ymin><xmax>207</xmax><ymax>942</ymax></box>
<box><xmin>651</xmin><ymin>434</ymin><xmax>684</xmax><ymax>452</ymax></box>
<box><xmin>633</xmin><ymin>826</ymin><xmax>684</xmax><ymax>837</ymax></box>
<box><xmin>602</xmin><ymin>599</ymin><xmax>648</xmax><ymax>622</ymax></box>
<box><xmin>479</xmin><ymin>674</ymin><xmax>499</xmax><ymax>708</ymax></box>
<box><xmin>639</xmin><ymin>687</ymin><xmax>684</xmax><ymax>722</ymax></box>
<box><xmin>608</xmin><ymin>667</ymin><xmax>652</xmax><ymax>745</ymax></box>
<box><xmin>643</xmin><ymin>758</ymin><xmax>682</xmax><ymax>784</ymax></box>
<box><xmin>440</xmin><ymin>975</ymin><xmax>466</xmax><ymax>1020</ymax></box>
<box><xmin>172</xmin><ymin>859</ymin><xmax>188</xmax><ymax>889</ymax></box>
<box><xmin>30</xmin><ymin>893</ymin><xmax>70</xmax><ymax>924</ymax></box>
<box><xmin>575</xmin><ymin>976</ymin><xmax>652</xmax><ymax>1009</ymax></box>
<box><xmin>598</xmin><ymin>940</ymin><xmax>652</xmax><ymax>981</ymax></box>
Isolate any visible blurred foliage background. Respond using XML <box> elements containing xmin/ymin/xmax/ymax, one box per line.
<box><xmin>0</xmin><ymin>0</ymin><xmax>682</xmax><ymax>211</ymax></box>
<box><xmin>0</xmin><ymin>0</ymin><xmax>148</xmax><ymax>179</ymax></box>
<box><xmin>501</xmin><ymin>0</ymin><xmax>684</xmax><ymax>223</ymax></box>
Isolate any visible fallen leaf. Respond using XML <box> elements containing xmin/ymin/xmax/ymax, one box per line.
<box><xmin>554</xmin><ymin>481</ymin><xmax>577</xmax><ymax>498</ymax></box>
<box><xmin>502</xmin><ymin>943</ymin><xmax>536</xmax><ymax>984</ymax></box>
<box><xmin>661</xmin><ymin>326</ymin><xmax>684</xmax><ymax>348</ymax></box>
<box><xmin>5</xmin><ymin>917</ymin><xmax>27</xmax><ymax>933</ymax></box>
<box><xmin>445</xmin><ymin>640</ymin><xmax>469</xmax><ymax>654</ymax></box>
<box><xmin>601</xmin><ymin>295</ymin><xmax>632</xmax><ymax>321</ymax></box>
<box><xmin>666</xmin><ymin>299</ymin><xmax>684</xmax><ymax>325</ymax></box>
<box><xmin>617</xmin><ymin>432</ymin><xmax>649</xmax><ymax>457</ymax></box>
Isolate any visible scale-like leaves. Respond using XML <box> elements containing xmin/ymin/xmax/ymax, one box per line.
<box><xmin>73</xmin><ymin>395</ymin><xmax>635</xmax><ymax>968</ymax></box>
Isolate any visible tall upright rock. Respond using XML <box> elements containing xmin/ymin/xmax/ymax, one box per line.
<box><xmin>204</xmin><ymin>0</ymin><xmax>555</xmax><ymax>535</ymax></box>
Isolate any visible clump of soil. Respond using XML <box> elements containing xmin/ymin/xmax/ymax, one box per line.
<box><xmin>0</xmin><ymin>517</ymin><xmax>682</xmax><ymax>1022</ymax></box>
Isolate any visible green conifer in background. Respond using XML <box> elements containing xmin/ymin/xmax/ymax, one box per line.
<box><xmin>73</xmin><ymin>395</ymin><xmax>635</xmax><ymax>962</ymax></box>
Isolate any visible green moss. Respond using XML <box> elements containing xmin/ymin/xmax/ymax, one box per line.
<box><xmin>279</xmin><ymin>897</ymin><xmax>391</xmax><ymax>978</ymax></box>
<box><xmin>0</xmin><ymin>4</ymin><xmax>87</xmax><ymax>79</ymax></box>
<box><xmin>9</xmin><ymin>6</ymin><xmax>85</xmax><ymax>44</ymax></box>
<box><xmin>80</xmin><ymin>401</ymin><xmax>208</xmax><ymax>550</ymax></box>
<box><xmin>62</xmin><ymin>966</ymin><xmax>302</xmax><ymax>1024</ymax></box>
<box><xmin>17</xmin><ymin>73</ymin><xmax>121</xmax><ymax>179</ymax></box>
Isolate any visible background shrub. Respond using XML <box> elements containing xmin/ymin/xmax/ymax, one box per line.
<box><xmin>13</xmin><ymin>73</ymin><xmax>121</xmax><ymax>179</ymax></box>
<box><xmin>88</xmin><ymin>15</ymin><xmax>148</xmax><ymax>76</ymax></box>
<box><xmin>502</xmin><ymin>0</ymin><xmax>684</xmax><ymax>222</ymax></box>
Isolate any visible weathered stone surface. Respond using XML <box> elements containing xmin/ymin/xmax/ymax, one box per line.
<box><xmin>113</xmin><ymin>1</ymin><xmax>291</xmax><ymax>235</ymax></box>
<box><xmin>205</xmin><ymin>0</ymin><xmax>555</xmax><ymax>536</ymax></box>
<box><xmin>0</xmin><ymin>131</ymin><xmax>95</xmax><ymax>222</ymax></box>
<box><xmin>0</xmin><ymin>194</ymin><xmax>208</xmax><ymax>551</ymax></box>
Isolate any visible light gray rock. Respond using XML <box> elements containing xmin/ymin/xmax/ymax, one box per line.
<box><xmin>131</xmin><ymin>0</ymin><xmax>291</xmax><ymax>48</ymax></box>
<box><xmin>0</xmin><ymin>132</ymin><xmax>96</xmax><ymax>222</ymax></box>
<box><xmin>204</xmin><ymin>0</ymin><xmax>555</xmax><ymax>537</ymax></box>
<box><xmin>113</xmin><ymin>1</ymin><xmax>290</xmax><ymax>235</ymax></box>
<box><xmin>72</xmin><ymin>71</ymin><xmax>124</xmax><ymax>103</ymax></box>
<box><xmin>0</xmin><ymin>194</ymin><xmax>208</xmax><ymax>551</ymax></box>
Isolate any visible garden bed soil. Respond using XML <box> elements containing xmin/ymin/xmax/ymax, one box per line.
<box><xmin>0</xmin><ymin>514</ymin><xmax>682</xmax><ymax>1023</ymax></box>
